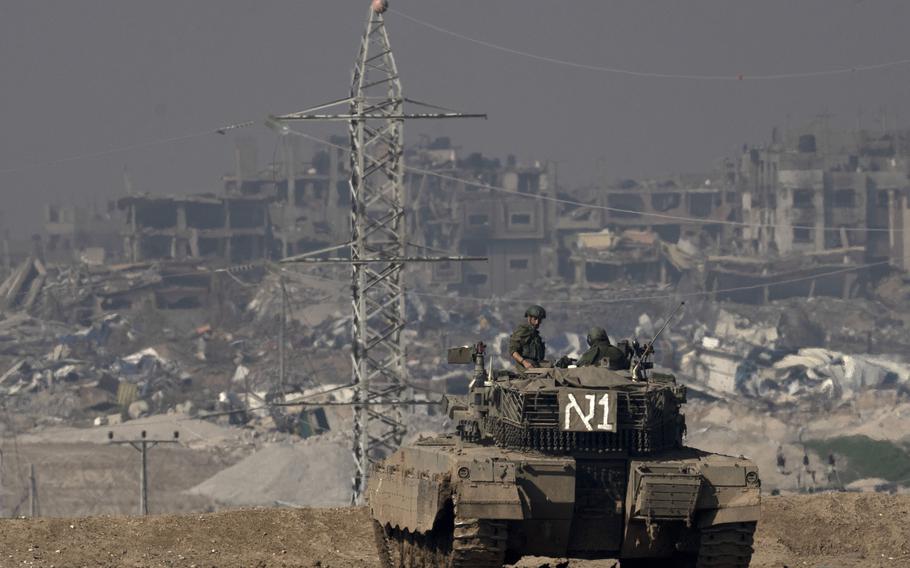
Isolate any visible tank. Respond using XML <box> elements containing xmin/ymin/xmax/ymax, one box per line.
<box><xmin>368</xmin><ymin>340</ymin><xmax>760</xmax><ymax>567</ymax></box>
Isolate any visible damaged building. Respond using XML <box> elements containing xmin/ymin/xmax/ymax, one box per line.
<box><xmin>43</xmin><ymin>204</ymin><xmax>121</xmax><ymax>265</ymax></box>
<box><xmin>554</xmin><ymin>127</ymin><xmax>910</xmax><ymax>304</ymax></box>
<box><xmin>222</xmin><ymin>135</ymin><xmax>349</xmax><ymax>258</ymax></box>
<box><xmin>34</xmin><ymin>126</ymin><xmax>910</xmax><ymax>305</ymax></box>
<box><xmin>718</xmin><ymin>128</ymin><xmax>910</xmax><ymax>302</ymax></box>
<box><xmin>556</xmin><ymin>172</ymin><xmax>736</xmax><ymax>287</ymax></box>
<box><xmin>118</xmin><ymin>194</ymin><xmax>272</xmax><ymax>264</ymax></box>
<box><xmin>406</xmin><ymin>138</ymin><xmax>558</xmax><ymax>296</ymax></box>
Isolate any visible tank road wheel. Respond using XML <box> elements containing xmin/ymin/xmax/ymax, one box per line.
<box><xmin>696</xmin><ymin>522</ymin><xmax>756</xmax><ymax>568</ymax></box>
<box><xmin>448</xmin><ymin>518</ymin><xmax>508</xmax><ymax>568</ymax></box>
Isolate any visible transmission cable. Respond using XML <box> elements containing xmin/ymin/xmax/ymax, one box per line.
<box><xmin>391</xmin><ymin>8</ymin><xmax>910</xmax><ymax>82</ymax></box>
<box><xmin>0</xmin><ymin>121</ymin><xmax>254</xmax><ymax>175</ymax></box>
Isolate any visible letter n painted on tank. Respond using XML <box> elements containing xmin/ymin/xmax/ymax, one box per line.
<box><xmin>564</xmin><ymin>393</ymin><xmax>596</xmax><ymax>431</ymax></box>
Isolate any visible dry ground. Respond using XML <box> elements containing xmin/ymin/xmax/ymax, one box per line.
<box><xmin>0</xmin><ymin>493</ymin><xmax>907</xmax><ymax>568</ymax></box>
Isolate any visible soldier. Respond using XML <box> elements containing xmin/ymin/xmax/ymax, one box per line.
<box><xmin>577</xmin><ymin>326</ymin><xmax>627</xmax><ymax>369</ymax></box>
<box><xmin>799</xmin><ymin>449</ymin><xmax>816</xmax><ymax>489</ymax></box>
<box><xmin>776</xmin><ymin>445</ymin><xmax>787</xmax><ymax>475</ymax></box>
<box><xmin>827</xmin><ymin>452</ymin><xmax>841</xmax><ymax>488</ymax></box>
<box><xmin>510</xmin><ymin>305</ymin><xmax>546</xmax><ymax>369</ymax></box>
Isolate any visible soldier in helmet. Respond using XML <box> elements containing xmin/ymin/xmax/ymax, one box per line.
<box><xmin>577</xmin><ymin>326</ymin><xmax>627</xmax><ymax>369</ymax></box>
<box><xmin>510</xmin><ymin>305</ymin><xmax>546</xmax><ymax>369</ymax></box>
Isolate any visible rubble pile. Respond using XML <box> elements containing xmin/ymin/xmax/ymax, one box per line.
<box><xmin>0</xmin><ymin>312</ymin><xmax>199</xmax><ymax>424</ymax></box>
<box><xmin>742</xmin><ymin>348</ymin><xmax>910</xmax><ymax>406</ymax></box>
<box><xmin>0</xmin><ymin>260</ymin><xmax>271</xmax><ymax>428</ymax></box>
<box><xmin>674</xmin><ymin>299</ymin><xmax>910</xmax><ymax>409</ymax></box>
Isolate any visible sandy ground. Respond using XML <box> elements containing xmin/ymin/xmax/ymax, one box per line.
<box><xmin>0</xmin><ymin>493</ymin><xmax>907</xmax><ymax>568</ymax></box>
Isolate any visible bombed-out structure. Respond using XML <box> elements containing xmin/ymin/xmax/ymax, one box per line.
<box><xmin>33</xmin><ymin>126</ymin><xmax>910</xmax><ymax>304</ymax></box>
<box><xmin>221</xmin><ymin>136</ymin><xmax>349</xmax><ymax>259</ymax></box>
<box><xmin>405</xmin><ymin>138</ymin><xmax>558</xmax><ymax>296</ymax></box>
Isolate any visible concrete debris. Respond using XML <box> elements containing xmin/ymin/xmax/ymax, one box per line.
<box><xmin>127</xmin><ymin>400</ymin><xmax>150</xmax><ymax>420</ymax></box>
<box><xmin>676</xmin><ymin>303</ymin><xmax>910</xmax><ymax>409</ymax></box>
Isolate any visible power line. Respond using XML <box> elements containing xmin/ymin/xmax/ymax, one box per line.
<box><xmin>410</xmin><ymin>260</ymin><xmax>890</xmax><ymax>305</ymax></box>
<box><xmin>151</xmin><ymin>240</ymin><xmax>890</xmax><ymax>305</ymax></box>
<box><xmin>0</xmin><ymin>121</ymin><xmax>254</xmax><ymax>176</ymax></box>
<box><xmin>108</xmin><ymin>430</ymin><xmax>181</xmax><ymax>515</ymax></box>
<box><xmin>277</xmin><ymin>257</ymin><xmax>889</xmax><ymax>306</ymax></box>
<box><xmin>279</xmin><ymin>124</ymin><xmax>907</xmax><ymax>234</ymax></box>
<box><xmin>392</xmin><ymin>8</ymin><xmax>910</xmax><ymax>82</ymax></box>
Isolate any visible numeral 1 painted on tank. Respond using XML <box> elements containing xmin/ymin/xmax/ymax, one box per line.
<box><xmin>558</xmin><ymin>389</ymin><xmax>618</xmax><ymax>432</ymax></box>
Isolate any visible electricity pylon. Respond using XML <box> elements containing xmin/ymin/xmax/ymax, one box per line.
<box><xmin>272</xmin><ymin>3</ymin><xmax>484</xmax><ymax>503</ymax></box>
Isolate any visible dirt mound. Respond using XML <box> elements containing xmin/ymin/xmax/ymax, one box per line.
<box><xmin>0</xmin><ymin>493</ymin><xmax>908</xmax><ymax>567</ymax></box>
<box><xmin>752</xmin><ymin>492</ymin><xmax>910</xmax><ymax>567</ymax></box>
<box><xmin>187</xmin><ymin>439</ymin><xmax>354</xmax><ymax>508</ymax></box>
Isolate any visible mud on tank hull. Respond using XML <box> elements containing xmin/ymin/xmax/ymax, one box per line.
<box><xmin>368</xmin><ymin>436</ymin><xmax>761</xmax><ymax>567</ymax></box>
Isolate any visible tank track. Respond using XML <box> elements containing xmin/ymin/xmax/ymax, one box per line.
<box><xmin>373</xmin><ymin>518</ymin><xmax>507</xmax><ymax>568</ymax></box>
<box><xmin>451</xmin><ymin>518</ymin><xmax>507</xmax><ymax>567</ymax></box>
<box><xmin>695</xmin><ymin>522</ymin><xmax>756</xmax><ymax>568</ymax></box>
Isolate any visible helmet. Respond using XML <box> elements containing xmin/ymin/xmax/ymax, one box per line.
<box><xmin>586</xmin><ymin>326</ymin><xmax>608</xmax><ymax>346</ymax></box>
<box><xmin>524</xmin><ymin>305</ymin><xmax>546</xmax><ymax>320</ymax></box>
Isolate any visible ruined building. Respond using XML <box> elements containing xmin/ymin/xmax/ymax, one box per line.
<box><xmin>117</xmin><ymin>194</ymin><xmax>272</xmax><ymax>264</ymax></box>
<box><xmin>43</xmin><ymin>204</ymin><xmax>121</xmax><ymax>264</ymax></box>
<box><xmin>36</xmin><ymin>126</ymin><xmax>910</xmax><ymax>305</ymax></box>
<box><xmin>405</xmin><ymin>138</ymin><xmax>557</xmax><ymax>296</ymax></box>
<box><xmin>555</xmin><ymin>171</ymin><xmax>736</xmax><ymax>288</ymax></box>
<box><xmin>222</xmin><ymin>136</ymin><xmax>349</xmax><ymax>259</ymax></box>
<box><xmin>720</xmin><ymin>128</ymin><xmax>910</xmax><ymax>302</ymax></box>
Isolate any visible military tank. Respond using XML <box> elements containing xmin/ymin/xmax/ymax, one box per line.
<box><xmin>368</xmin><ymin>335</ymin><xmax>760</xmax><ymax>567</ymax></box>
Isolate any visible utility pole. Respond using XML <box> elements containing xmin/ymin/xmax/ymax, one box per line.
<box><xmin>28</xmin><ymin>464</ymin><xmax>37</xmax><ymax>518</ymax></box>
<box><xmin>270</xmin><ymin>1</ymin><xmax>485</xmax><ymax>504</ymax></box>
<box><xmin>108</xmin><ymin>430</ymin><xmax>180</xmax><ymax>515</ymax></box>
<box><xmin>278</xmin><ymin>274</ymin><xmax>287</xmax><ymax>394</ymax></box>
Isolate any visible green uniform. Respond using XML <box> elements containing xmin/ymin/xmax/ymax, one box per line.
<box><xmin>509</xmin><ymin>323</ymin><xmax>545</xmax><ymax>367</ymax></box>
<box><xmin>577</xmin><ymin>340</ymin><xmax>626</xmax><ymax>369</ymax></box>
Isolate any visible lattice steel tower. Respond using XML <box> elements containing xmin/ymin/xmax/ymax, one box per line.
<box><xmin>273</xmin><ymin>3</ymin><xmax>483</xmax><ymax>503</ymax></box>
<box><xmin>346</xmin><ymin>5</ymin><xmax>407</xmax><ymax>503</ymax></box>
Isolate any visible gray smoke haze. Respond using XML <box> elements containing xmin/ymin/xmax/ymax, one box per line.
<box><xmin>1</xmin><ymin>0</ymin><xmax>909</xmax><ymax>235</ymax></box>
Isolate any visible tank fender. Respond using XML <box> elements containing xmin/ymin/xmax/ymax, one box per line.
<box><xmin>367</xmin><ymin>466</ymin><xmax>450</xmax><ymax>533</ymax></box>
<box><xmin>453</xmin><ymin>458</ymin><xmax>523</xmax><ymax>520</ymax></box>
<box><xmin>695</xmin><ymin>462</ymin><xmax>761</xmax><ymax>527</ymax></box>
<box><xmin>696</xmin><ymin>503</ymin><xmax>761</xmax><ymax>527</ymax></box>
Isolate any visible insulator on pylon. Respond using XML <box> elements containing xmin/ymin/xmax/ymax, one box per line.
<box><xmin>372</xmin><ymin>0</ymin><xmax>389</xmax><ymax>14</ymax></box>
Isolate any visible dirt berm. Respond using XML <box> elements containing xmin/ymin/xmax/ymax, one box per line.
<box><xmin>0</xmin><ymin>493</ymin><xmax>907</xmax><ymax>568</ymax></box>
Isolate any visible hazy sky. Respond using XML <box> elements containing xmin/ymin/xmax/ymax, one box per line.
<box><xmin>2</xmin><ymin>0</ymin><xmax>910</xmax><ymax>235</ymax></box>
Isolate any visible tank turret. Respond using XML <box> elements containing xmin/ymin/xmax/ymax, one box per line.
<box><xmin>445</xmin><ymin>342</ymin><xmax>687</xmax><ymax>455</ymax></box>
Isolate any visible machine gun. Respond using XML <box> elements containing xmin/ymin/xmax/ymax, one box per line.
<box><xmin>631</xmin><ymin>301</ymin><xmax>686</xmax><ymax>381</ymax></box>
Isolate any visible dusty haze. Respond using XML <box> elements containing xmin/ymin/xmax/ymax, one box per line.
<box><xmin>1</xmin><ymin>0</ymin><xmax>909</xmax><ymax>234</ymax></box>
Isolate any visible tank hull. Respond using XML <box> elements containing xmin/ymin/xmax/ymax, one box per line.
<box><xmin>368</xmin><ymin>436</ymin><xmax>760</xmax><ymax>563</ymax></box>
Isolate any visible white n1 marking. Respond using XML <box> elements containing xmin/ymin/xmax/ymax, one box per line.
<box><xmin>596</xmin><ymin>393</ymin><xmax>612</xmax><ymax>431</ymax></box>
<box><xmin>565</xmin><ymin>393</ymin><xmax>596</xmax><ymax>431</ymax></box>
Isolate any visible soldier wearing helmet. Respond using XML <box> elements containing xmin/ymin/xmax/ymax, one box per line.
<box><xmin>509</xmin><ymin>305</ymin><xmax>546</xmax><ymax>369</ymax></box>
<box><xmin>576</xmin><ymin>326</ymin><xmax>627</xmax><ymax>369</ymax></box>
